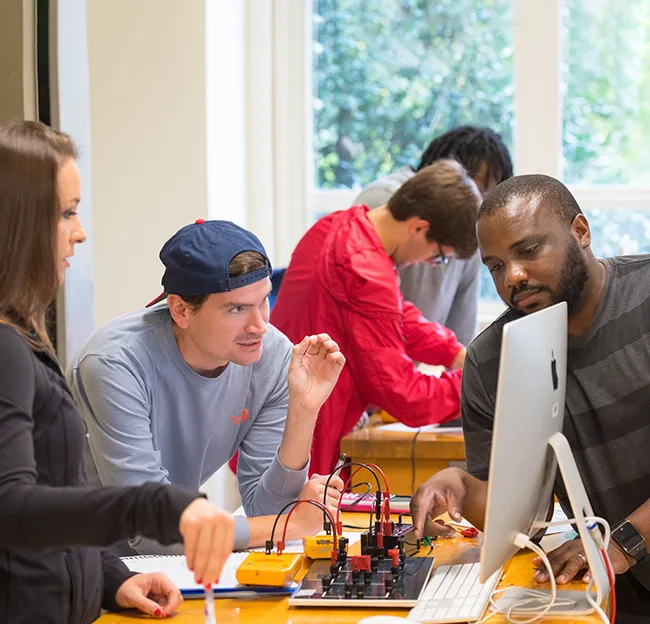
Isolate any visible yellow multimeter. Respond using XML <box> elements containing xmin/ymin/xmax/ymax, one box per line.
<box><xmin>302</xmin><ymin>534</ymin><xmax>336</xmax><ymax>559</ymax></box>
<box><xmin>236</xmin><ymin>552</ymin><xmax>303</xmax><ymax>586</ymax></box>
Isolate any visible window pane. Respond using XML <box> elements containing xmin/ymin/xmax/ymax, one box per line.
<box><xmin>562</xmin><ymin>0</ymin><xmax>650</xmax><ymax>184</ymax></box>
<box><xmin>313</xmin><ymin>0</ymin><xmax>514</xmax><ymax>189</ymax></box>
<box><xmin>479</xmin><ymin>208</ymin><xmax>650</xmax><ymax>304</ymax></box>
<box><xmin>480</xmin><ymin>266</ymin><xmax>501</xmax><ymax>303</ymax></box>
<box><xmin>585</xmin><ymin>209</ymin><xmax>650</xmax><ymax>257</ymax></box>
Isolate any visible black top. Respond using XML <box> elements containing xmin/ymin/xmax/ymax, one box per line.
<box><xmin>0</xmin><ymin>325</ymin><xmax>200</xmax><ymax>623</ymax></box>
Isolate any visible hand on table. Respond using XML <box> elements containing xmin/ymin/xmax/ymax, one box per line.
<box><xmin>294</xmin><ymin>473</ymin><xmax>343</xmax><ymax>524</ymax></box>
<box><xmin>532</xmin><ymin>536</ymin><xmax>634</xmax><ymax>584</ymax></box>
<box><xmin>115</xmin><ymin>572</ymin><xmax>182</xmax><ymax>618</ymax></box>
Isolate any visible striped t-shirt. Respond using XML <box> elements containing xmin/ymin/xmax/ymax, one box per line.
<box><xmin>462</xmin><ymin>255</ymin><xmax>650</xmax><ymax>606</ymax></box>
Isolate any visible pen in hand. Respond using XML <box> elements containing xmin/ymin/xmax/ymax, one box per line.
<box><xmin>204</xmin><ymin>583</ymin><xmax>216</xmax><ymax>624</ymax></box>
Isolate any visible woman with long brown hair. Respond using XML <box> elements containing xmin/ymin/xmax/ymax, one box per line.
<box><xmin>0</xmin><ymin>120</ymin><xmax>234</xmax><ymax>623</ymax></box>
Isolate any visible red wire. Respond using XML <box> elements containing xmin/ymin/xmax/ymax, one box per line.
<box><xmin>364</xmin><ymin>463</ymin><xmax>390</xmax><ymax>523</ymax></box>
<box><xmin>383</xmin><ymin>498</ymin><xmax>391</xmax><ymax>522</ymax></box>
<box><xmin>335</xmin><ymin>464</ymin><xmax>391</xmax><ymax>526</ymax></box>
<box><xmin>363</xmin><ymin>463</ymin><xmax>390</xmax><ymax>495</ymax></box>
<box><xmin>280</xmin><ymin>499</ymin><xmax>338</xmax><ymax>552</ymax></box>
<box><xmin>601</xmin><ymin>548</ymin><xmax>616</xmax><ymax>623</ymax></box>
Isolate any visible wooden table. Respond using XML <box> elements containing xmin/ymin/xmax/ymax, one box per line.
<box><xmin>340</xmin><ymin>424</ymin><xmax>466</xmax><ymax>495</ymax></box>
<box><xmin>97</xmin><ymin>514</ymin><xmax>604</xmax><ymax>624</ymax></box>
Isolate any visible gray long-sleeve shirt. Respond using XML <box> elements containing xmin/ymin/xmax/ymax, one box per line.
<box><xmin>354</xmin><ymin>167</ymin><xmax>480</xmax><ymax>346</ymax></box>
<box><xmin>66</xmin><ymin>303</ymin><xmax>308</xmax><ymax>552</ymax></box>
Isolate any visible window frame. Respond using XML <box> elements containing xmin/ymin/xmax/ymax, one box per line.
<box><xmin>267</xmin><ymin>0</ymin><xmax>650</xmax><ymax>317</ymax></box>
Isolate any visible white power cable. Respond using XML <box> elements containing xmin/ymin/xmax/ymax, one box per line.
<box><xmin>473</xmin><ymin>533</ymin><xmax>561</xmax><ymax>624</ymax></box>
<box><xmin>532</xmin><ymin>515</ymin><xmax>611</xmax><ymax>549</ymax></box>
<box><xmin>474</xmin><ymin>516</ymin><xmax>613</xmax><ymax>624</ymax></box>
<box><xmin>585</xmin><ymin>576</ymin><xmax>610</xmax><ymax>624</ymax></box>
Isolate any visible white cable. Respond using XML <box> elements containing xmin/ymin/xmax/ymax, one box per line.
<box><xmin>585</xmin><ymin>576</ymin><xmax>610</xmax><ymax>624</ymax></box>
<box><xmin>474</xmin><ymin>517</ymin><xmax>614</xmax><ymax>624</ymax></box>
<box><xmin>533</xmin><ymin>515</ymin><xmax>611</xmax><ymax>548</ymax></box>
<box><xmin>586</xmin><ymin>517</ymin><xmax>611</xmax><ymax>549</ymax></box>
<box><xmin>474</xmin><ymin>533</ymin><xmax>560</xmax><ymax>624</ymax></box>
<box><xmin>537</xmin><ymin>515</ymin><xmax>612</xmax><ymax>623</ymax></box>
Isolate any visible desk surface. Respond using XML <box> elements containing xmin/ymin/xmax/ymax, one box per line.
<box><xmin>97</xmin><ymin>514</ymin><xmax>603</xmax><ymax>624</ymax></box>
<box><xmin>340</xmin><ymin>425</ymin><xmax>466</xmax><ymax>494</ymax></box>
<box><xmin>341</xmin><ymin>425</ymin><xmax>465</xmax><ymax>461</ymax></box>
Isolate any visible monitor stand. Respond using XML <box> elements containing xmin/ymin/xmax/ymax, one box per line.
<box><xmin>495</xmin><ymin>431</ymin><xmax>611</xmax><ymax>617</ymax></box>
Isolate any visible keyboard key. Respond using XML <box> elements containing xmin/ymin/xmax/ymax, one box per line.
<box><xmin>407</xmin><ymin>562</ymin><xmax>502</xmax><ymax>622</ymax></box>
<box><xmin>446</xmin><ymin>563</ymin><xmax>473</xmax><ymax>599</ymax></box>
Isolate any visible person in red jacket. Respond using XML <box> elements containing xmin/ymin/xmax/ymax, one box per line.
<box><xmin>272</xmin><ymin>159</ymin><xmax>482</xmax><ymax>475</ymax></box>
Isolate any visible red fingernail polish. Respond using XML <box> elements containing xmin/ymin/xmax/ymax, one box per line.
<box><xmin>196</xmin><ymin>579</ymin><xmax>202</xmax><ymax>585</ymax></box>
<box><xmin>154</xmin><ymin>608</ymin><xmax>162</xmax><ymax>616</ymax></box>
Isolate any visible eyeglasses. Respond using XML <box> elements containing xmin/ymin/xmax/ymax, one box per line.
<box><xmin>430</xmin><ymin>248</ymin><xmax>451</xmax><ymax>267</ymax></box>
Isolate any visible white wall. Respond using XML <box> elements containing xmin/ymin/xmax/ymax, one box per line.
<box><xmin>86</xmin><ymin>0</ymin><xmax>208</xmax><ymax>328</ymax></box>
<box><xmin>85</xmin><ymin>0</ymin><xmax>248</xmax><ymax>512</ymax></box>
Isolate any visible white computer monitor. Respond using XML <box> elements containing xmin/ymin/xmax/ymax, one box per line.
<box><xmin>479</xmin><ymin>302</ymin><xmax>610</xmax><ymax>614</ymax></box>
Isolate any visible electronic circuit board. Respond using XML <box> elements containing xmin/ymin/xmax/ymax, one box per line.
<box><xmin>288</xmin><ymin>555</ymin><xmax>434</xmax><ymax>608</ymax></box>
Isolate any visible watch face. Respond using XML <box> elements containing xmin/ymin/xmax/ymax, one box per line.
<box><xmin>614</xmin><ymin>520</ymin><xmax>648</xmax><ymax>562</ymax></box>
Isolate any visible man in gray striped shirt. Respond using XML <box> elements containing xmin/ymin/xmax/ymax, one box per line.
<box><xmin>410</xmin><ymin>175</ymin><xmax>650</xmax><ymax>621</ymax></box>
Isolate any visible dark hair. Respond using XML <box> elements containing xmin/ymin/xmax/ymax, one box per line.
<box><xmin>478</xmin><ymin>174</ymin><xmax>583</xmax><ymax>225</ymax></box>
<box><xmin>182</xmin><ymin>251</ymin><xmax>268</xmax><ymax>312</ymax></box>
<box><xmin>416</xmin><ymin>125</ymin><xmax>513</xmax><ymax>186</ymax></box>
<box><xmin>0</xmin><ymin>119</ymin><xmax>78</xmax><ymax>351</ymax></box>
<box><xmin>387</xmin><ymin>159</ymin><xmax>481</xmax><ymax>258</ymax></box>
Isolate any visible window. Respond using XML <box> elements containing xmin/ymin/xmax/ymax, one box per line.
<box><xmin>586</xmin><ymin>209</ymin><xmax>650</xmax><ymax>257</ymax></box>
<box><xmin>562</xmin><ymin>0</ymin><xmax>650</xmax><ymax>184</ymax></box>
<box><xmin>312</xmin><ymin>0</ymin><xmax>514</xmax><ymax>190</ymax></box>
<box><xmin>562</xmin><ymin>0</ymin><xmax>650</xmax><ymax>283</ymax></box>
<box><xmin>268</xmin><ymin>0</ymin><xmax>650</xmax><ymax>315</ymax></box>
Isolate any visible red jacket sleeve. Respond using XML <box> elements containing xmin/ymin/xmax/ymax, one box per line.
<box><xmin>343</xmin><ymin>307</ymin><xmax>461</xmax><ymax>426</ymax></box>
<box><xmin>337</xmin><ymin>253</ymin><xmax>462</xmax><ymax>425</ymax></box>
<box><xmin>401</xmin><ymin>298</ymin><xmax>464</xmax><ymax>367</ymax></box>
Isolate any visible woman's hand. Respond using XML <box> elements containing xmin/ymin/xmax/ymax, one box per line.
<box><xmin>115</xmin><ymin>572</ymin><xmax>182</xmax><ymax>618</ymax></box>
<box><xmin>179</xmin><ymin>498</ymin><xmax>235</xmax><ymax>586</ymax></box>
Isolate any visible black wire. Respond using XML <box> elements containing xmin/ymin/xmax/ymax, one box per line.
<box><xmin>269</xmin><ymin>499</ymin><xmax>334</xmax><ymax>547</ymax></box>
<box><xmin>339</xmin><ymin>482</ymin><xmax>373</xmax><ymax>512</ymax></box>
<box><xmin>322</xmin><ymin>461</ymin><xmax>382</xmax><ymax>527</ymax></box>
<box><xmin>410</xmin><ymin>428</ymin><xmax>422</xmax><ymax>495</ymax></box>
<box><xmin>342</xmin><ymin>523</ymin><xmax>368</xmax><ymax>530</ymax></box>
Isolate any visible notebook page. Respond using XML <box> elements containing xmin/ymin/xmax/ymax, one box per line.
<box><xmin>121</xmin><ymin>552</ymin><xmax>249</xmax><ymax>591</ymax></box>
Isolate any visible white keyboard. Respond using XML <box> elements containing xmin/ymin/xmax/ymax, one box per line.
<box><xmin>407</xmin><ymin>562</ymin><xmax>501</xmax><ymax>623</ymax></box>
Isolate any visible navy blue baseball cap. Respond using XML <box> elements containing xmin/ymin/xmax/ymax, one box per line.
<box><xmin>146</xmin><ymin>219</ymin><xmax>272</xmax><ymax>307</ymax></box>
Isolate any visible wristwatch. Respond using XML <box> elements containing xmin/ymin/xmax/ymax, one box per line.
<box><xmin>612</xmin><ymin>519</ymin><xmax>648</xmax><ymax>563</ymax></box>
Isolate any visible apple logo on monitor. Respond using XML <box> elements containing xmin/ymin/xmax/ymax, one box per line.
<box><xmin>551</xmin><ymin>350</ymin><xmax>559</xmax><ymax>391</ymax></box>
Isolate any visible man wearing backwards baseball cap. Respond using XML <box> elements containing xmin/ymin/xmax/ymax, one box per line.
<box><xmin>66</xmin><ymin>219</ymin><xmax>345</xmax><ymax>554</ymax></box>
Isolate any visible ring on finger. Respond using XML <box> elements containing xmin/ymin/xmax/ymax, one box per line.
<box><xmin>577</xmin><ymin>553</ymin><xmax>587</xmax><ymax>569</ymax></box>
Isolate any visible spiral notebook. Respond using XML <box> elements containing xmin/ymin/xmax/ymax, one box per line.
<box><xmin>121</xmin><ymin>553</ymin><xmax>297</xmax><ymax>599</ymax></box>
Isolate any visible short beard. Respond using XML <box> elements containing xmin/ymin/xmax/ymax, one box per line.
<box><xmin>551</xmin><ymin>237</ymin><xmax>589</xmax><ymax>315</ymax></box>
